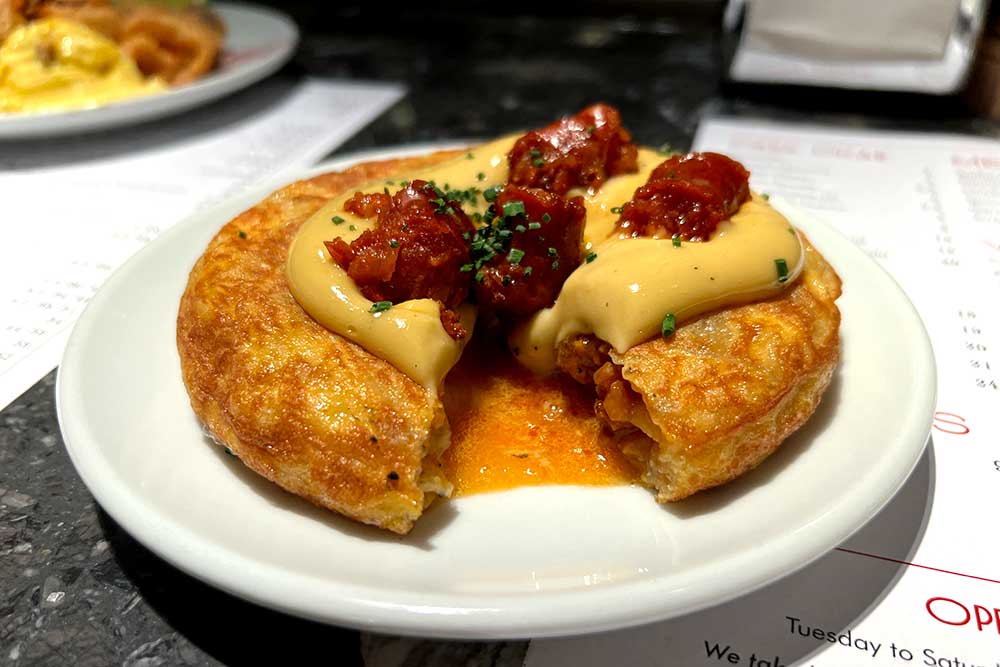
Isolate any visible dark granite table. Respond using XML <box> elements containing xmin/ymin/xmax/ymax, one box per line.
<box><xmin>2</xmin><ymin>6</ymin><xmax>997</xmax><ymax>666</ymax></box>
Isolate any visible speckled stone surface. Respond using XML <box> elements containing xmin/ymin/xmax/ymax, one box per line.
<box><xmin>1</xmin><ymin>372</ymin><xmax>364</xmax><ymax>666</ymax></box>
<box><xmin>2</xmin><ymin>6</ymin><xmax>996</xmax><ymax>666</ymax></box>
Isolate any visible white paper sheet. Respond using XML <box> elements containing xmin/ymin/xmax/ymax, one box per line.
<box><xmin>526</xmin><ymin>119</ymin><xmax>1000</xmax><ymax>666</ymax></box>
<box><xmin>0</xmin><ymin>78</ymin><xmax>404</xmax><ymax>411</ymax></box>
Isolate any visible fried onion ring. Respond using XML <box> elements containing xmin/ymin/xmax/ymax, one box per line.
<box><xmin>0</xmin><ymin>0</ymin><xmax>26</xmax><ymax>42</ymax></box>
<box><xmin>35</xmin><ymin>0</ymin><xmax>122</xmax><ymax>40</ymax></box>
<box><xmin>119</xmin><ymin>5</ymin><xmax>220</xmax><ymax>85</ymax></box>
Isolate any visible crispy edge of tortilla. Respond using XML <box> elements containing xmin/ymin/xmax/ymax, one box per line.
<box><xmin>176</xmin><ymin>150</ymin><xmax>463</xmax><ymax>534</ymax></box>
<box><xmin>611</xmin><ymin>235</ymin><xmax>842</xmax><ymax>501</ymax></box>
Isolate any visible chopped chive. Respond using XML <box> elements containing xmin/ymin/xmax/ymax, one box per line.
<box><xmin>541</xmin><ymin>213</ymin><xmax>551</xmax><ymax>223</ymax></box>
<box><xmin>498</xmin><ymin>229</ymin><xmax>513</xmax><ymax>239</ymax></box>
<box><xmin>477</xmin><ymin>172</ymin><xmax>486</xmax><ymax>181</ymax></box>
<box><xmin>466</xmin><ymin>152</ymin><xmax>474</xmax><ymax>160</ymax></box>
<box><xmin>384</xmin><ymin>187</ymin><xmax>390</xmax><ymax>195</ymax></box>
<box><xmin>524</xmin><ymin>266</ymin><xmax>533</xmax><ymax>277</ymax></box>
<box><xmin>551</xmin><ymin>259</ymin><xmax>561</xmax><ymax>270</ymax></box>
<box><xmin>462</xmin><ymin>231</ymin><xmax>471</xmax><ymax>240</ymax></box>
<box><xmin>788</xmin><ymin>227</ymin><xmax>796</xmax><ymax>236</ymax></box>
<box><xmin>547</xmin><ymin>247</ymin><xmax>558</xmax><ymax>257</ymax></box>
<box><xmin>775</xmin><ymin>258</ymin><xmax>789</xmax><ymax>282</ymax></box>
<box><xmin>503</xmin><ymin>200</ymin><xmax>526</xmax><ymax>217</ymax></box>
<box><xmin>502</xmin><ymin>275</ymin><xmax>512</xmax><ymax>286</ymax></box>
<box><xmin>530</xmin><ymin>148</ymin><xmax>542</xmax><ymax>158</ymax></box>
<box><xmin>661</xmin><ymin>313</ymin><xmax>676</xmax><ymax>337</ymax></box>
<box><xmin>385</xmin><ymin>180</ymin><xmax>395</xmax><ymax>185</ymax></box>
<box><xmin>370</xmin><ymin>301</ymin><xmax>392</xmax><ymax>314</ymax></box>
<box><xmin>762</xmin><ymin>193</ymin><xmax>770</xmax><ymax>201</ymax></box>
<box><xmin>528</xmin><ymin>222</ymin><xmax>542</xmax><ymax>230</ymax></box>
<box><xmin>332</xmin><ymin>216</ymin><xmax>345</xmax><ymax>225</ymax></box>
<box><xmin>389</xmin><ymin>239</ymin><xmax>400</xmax><ymax>248</ymax></box>
<box><xmin>400</xmin><ymin>180</ymin><xmax>410</xmax><ymax>187</ymax></box>
<box><xmin>585</xmin><ymin>125</ymin><xmax>596</xmax><ymax>135</ymax></box>
<box><xmin>515</xmin><ymin>224</ymin><xmax>526</xmax><ymax>233</ymax></box>
<box><xmin>672</xmin><ymin>235</ymin><xmax>681</xmax><ymax>248</ymax></box>
<box><xmin>585</xmin><ymin>251</ymin><xmax>597</xmax><ymax>263</ymax></box>
<box><xmin>508</xmin><ymin>248</ymin><xmax>525</xmax><ymax>264</ymax></box>
<box><xmin>484</xmin><ymin>186</ymin><xmax>500</xmax><ymax>202</ymax></box>
<box><xmin>657</xmin><ymin>142</ymin><xmax>675</xmax><ymax>156</ymax></box>
<box><xmin>460</xmin><ymin>263</ymin><xmax>473</xmax><ymax>272</ymax></box>
<box><xmin>349</xmin><ymin>224</ymin><xmax>356</xmax><ymax>231</ymax></box>
<box><xmin>610</xmin><ymin>206</ymin><xmax>623</xmax><ymax>214</ymax></box>
<box><xmin>474</xmin><ymin>270</ymin><xmax>485</xmax><ymax>283</ymax></box>
<box><xmin>237</xmin><ymin>230</ymin><xmax>247</xmax><ymax>239</ymax></box>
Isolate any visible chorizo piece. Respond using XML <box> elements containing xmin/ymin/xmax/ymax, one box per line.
<box><xmin>616</xmin><ymin>152</ymin><xmax>750</xmax><ymax>241</ymax></box>
<box><xmin>326</xmin><ymin>180</ymin><xmax>475</xmax><ymax>339</ymax></box>
<box><xmin>471</xmin><ymin>185</ymin><xmax>585</xmax><ymax>316</ymax></box>
<box><xmin>508</xmin><ymin>103</ymin><xmax>639</xmax><ymax>195</ymax></box>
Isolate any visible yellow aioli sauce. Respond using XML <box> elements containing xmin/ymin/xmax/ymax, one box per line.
<box><xmin>511</xmin><ymin>194</ymin><xmax>804</xmax><ymax>373</ymax></box>
<box><xmin>0</xmin><ymin>18</ymin><xmax>166</xmax><ymax>114</ymax></box>
<box><xmin>286</xmin><ymin>134</ymin><xmax>804</xmax><ymax>387</ymax></box>
<box><xmin>284</xmin><ymin>134</ymin><xmax>519</xmax><ymax>394</ymax></box>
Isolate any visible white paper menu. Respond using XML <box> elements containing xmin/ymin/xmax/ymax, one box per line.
<box><xmin>526</xmin><ymin>119</ymin><xmax>1000</xmax><ymax>666</ymax></box>
<box><xmin>0</xmin><ymin>78</ymin><xmax>403</xmax><ymax>411</ymax></box>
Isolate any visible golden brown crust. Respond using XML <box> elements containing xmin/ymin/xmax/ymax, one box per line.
<box><xmin>609</xmin><ymin>237</ymin><xmax>842</xmax><ymax>501</ymax></box>
<box><xmin>176</xmin><ymin>150</ymin><xmax>463</xmax><ymax>534</ymax></box>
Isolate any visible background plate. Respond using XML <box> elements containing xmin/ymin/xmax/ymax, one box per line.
<box><xmin>0</xmin><ymin>2</ymin><xmax>298</xmax><ymax>140</ymax></box>
<box><xmin>57</xmin><ymin>145</ymin><xmax>935</xmax><ymax>639</ymax></box>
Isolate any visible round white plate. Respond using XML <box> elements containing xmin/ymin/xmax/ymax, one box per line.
<box><xmin>57</xmin><ymin>145</ymin><xmax>936</xmax><ymax>639</ymax></box>
<box><xmin>0</xmin><ymin>3</ymin><xmax>298</xmax><ymax>140</ymax></box>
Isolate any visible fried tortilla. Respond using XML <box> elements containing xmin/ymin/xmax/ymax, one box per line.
<box><xmin>179</xmin><ymin>147</ymin><xmax>841</xmax><ymax>535</ymax></box>
<box><xmin>177</xmin><ymin>151</ymin><xmax>463</xmax><ymax>535</ymax></box>
<box><xmin>563</xmin><ymin>237</ymin><xmax>841</xmax><ymax>501</ymax></box>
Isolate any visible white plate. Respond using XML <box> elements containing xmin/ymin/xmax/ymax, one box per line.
<box><xmin>0</xmin><ymin>3</ymin><xmax>298</xmax><ymax>140</ymax></box>
<box><xmin>57</xmin><ymin>145</ymin><xmax>936</xmax><ymax>639</ymax></box>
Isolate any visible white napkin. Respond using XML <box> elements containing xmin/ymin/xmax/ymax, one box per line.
<box><xmin>745</xmin><ymin>0</ymin><xmax>961</xmax><ymax>60</ymax></box>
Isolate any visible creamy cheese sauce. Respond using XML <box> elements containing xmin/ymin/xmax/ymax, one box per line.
<box><xmin>511</xmin><ymin>194</ymin><xmax>804</xmax><ymax>373</ymax></box>
<box><xmin>286</xmin><ymin>223</ymin><xmax>476</xmax><ymax>396</ymax></box>
<box><xmin>285</xmin><ymin>138</ymin><xmax>520</xmax><ymax>394</ymax></box>
<box><xmin>0</xmin><ymin>18</ymin><xmax>166</xmax><ymax>114</ymax></box>
<box><xmin>572</xmin><ymin>146</ymin><xmax>664</xmax><ymax>246</ymax></box>
<box><xmin>286</xmin><ymin>135</ymin><xmax>803</xmax><ymax>388</ymax></box>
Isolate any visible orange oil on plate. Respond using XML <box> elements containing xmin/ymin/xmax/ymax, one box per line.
<box><xmin>442</xmin><ymin>340</ymin><xmax>637</xmax><ymax>496</ymax></box>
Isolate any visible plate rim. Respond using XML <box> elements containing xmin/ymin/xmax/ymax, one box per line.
<box><xmin>56</xmin><ymin>143</ymin><xmax>937</xmax><ymax>639</ymax></box>
<box><xmin>0</xmin><ymin>2</ymin><xmax>299</xmax><ymax>140</ymax></box>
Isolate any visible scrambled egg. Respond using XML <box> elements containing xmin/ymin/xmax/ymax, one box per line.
<box><xmin>0</xmin><ymin>18</ymin><xmax>165</xmax><ymax>113</ymax></box>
